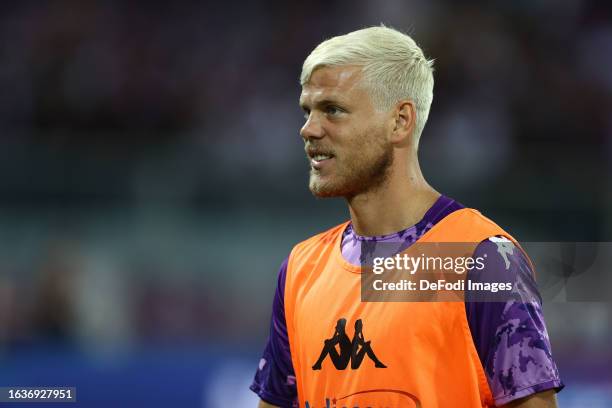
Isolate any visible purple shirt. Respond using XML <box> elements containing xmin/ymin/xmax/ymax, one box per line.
<box><xmin>251</xmin><ymin>196</ymin><xmax>563</xmax><ymax>407</ymax></box>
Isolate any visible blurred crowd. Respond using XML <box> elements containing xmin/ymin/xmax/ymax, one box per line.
<box><xmin>0</xmin><ymin>0</ymin><xmax>610</xmax><ymax>381</ymax></box>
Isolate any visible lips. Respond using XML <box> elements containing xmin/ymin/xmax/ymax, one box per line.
<box><xmin>311</xmin><ymin>156</ymin><xmax>334</xmax><ymax>170</ymax></box>
<box><xmin>311</xmin><ymin>153</ymin><xmax>333</xmax><ymax>161</ymax></box>
<box><xmin>306</xmin><ymin>149</ymin><xmax>335</xmax><ymax>170</ymax></box>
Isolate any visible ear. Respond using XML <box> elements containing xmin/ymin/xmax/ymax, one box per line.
<box><xmin>390</xmin><ymin>100</ymin><xmax>416</xmax><ymax>146</ymax></box>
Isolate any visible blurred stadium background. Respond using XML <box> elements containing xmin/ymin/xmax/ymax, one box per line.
<box><xmin>0</xmin><ymin>1</ymin><xmax>611</xmax><ymax>407</ymax></box>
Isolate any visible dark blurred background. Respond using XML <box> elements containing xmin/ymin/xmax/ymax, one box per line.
<box><xmin>0</xmin><ymin>1</ymin><xmax>611</xmax><ymax>407</ymax></box>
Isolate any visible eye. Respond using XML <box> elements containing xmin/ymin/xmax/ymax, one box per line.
<box><xmin>302</xmin><ymin>109</ymin><xmax>310</xmax><ymax>120</ymax></box>
<box><xmin>325</xmin><ymin>105</ymin><xmax>344</xmax><ymax>117</ymax></box>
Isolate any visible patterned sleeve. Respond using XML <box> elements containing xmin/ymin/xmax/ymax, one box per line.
<box><xmin>465</xmin><ymin>237</ymin><xmax>564</xmax><ymax>406</ymax></box>
<box><xmin>250</xmin><ymin>258</ymin><xmax>298</xmax><ymax>407</ymax></box>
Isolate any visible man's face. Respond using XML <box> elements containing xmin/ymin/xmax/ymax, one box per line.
<box><xmin>299</xmin><ymin>66</ymin><xmax>393</xmax><ymax>198</ymax></box>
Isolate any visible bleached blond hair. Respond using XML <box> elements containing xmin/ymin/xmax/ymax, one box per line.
<box><xmin>301</xmin><ymin>25</ymin><xmax>435</xmax><ymax>144</ymax></box>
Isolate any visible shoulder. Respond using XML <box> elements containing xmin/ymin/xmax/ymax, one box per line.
<box><xmin>474</xmin><ymin>236</ymin><xmax>525</xmax><ymax>267</ymax></box>
<box><xmin>428</xmin><ymin>207</ymin><xmax>517</xmax><ymax>243</ymax></box>
<box><xmin>466</xmin><ymin>236</ymin><xmax>539</xmax><ymax>305</ymax></box>
<box><xmin>282</xmin><ymin>221</ymin><xmax>349</xmax><ymax>289</ymax></box>
<box><xmin>472</xmin><ymin>236</ymin><xmax>534</xmax><ymax>279</ymax></box>
<box><xmin>289</xmin><ymin>221</ymin><xmax>349</xmax><ymax>260</ymax></box>
<box><xmin>448</xmin><ymin>208</ymin><xmax>511</xmax><ymax>233</ymax></box>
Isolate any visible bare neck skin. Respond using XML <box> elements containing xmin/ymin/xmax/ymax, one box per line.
<box><xmin>347</xmin><ymin>152</ymin><xmax>440</xmax><ymax>237</ymax></box>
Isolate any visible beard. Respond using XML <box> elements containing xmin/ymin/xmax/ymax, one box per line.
<box><xmin>309</xmin><ymin>138</ymin><xmax>394</xmax><ymax>198</ymax></box>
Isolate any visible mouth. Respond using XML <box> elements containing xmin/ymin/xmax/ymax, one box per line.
<box><xmin>307</xmin><ymin>150</ymin><xmax>335</xmax><ymax>170</ymax></box>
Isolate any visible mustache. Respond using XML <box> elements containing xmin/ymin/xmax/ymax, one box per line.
<box><xmin>304</xmin><ymin>144</ymin><xmax>336</xmax><ymax>158</ymax></box>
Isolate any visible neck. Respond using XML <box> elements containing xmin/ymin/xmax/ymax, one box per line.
<box><xmin>346</xmin><ymin>157</ymin><xmax>439</xmax><ymax>237</ymax></box>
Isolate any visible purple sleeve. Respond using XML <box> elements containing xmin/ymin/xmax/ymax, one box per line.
<box><xmin>250</xmin><ymin>258</ymin><xmax>298</xmax><ymax>408</ymax></box>
<box><xmin>465</xmin><ymin>237</ymin><xmax>564</xmax><ymax>406</ymax></box>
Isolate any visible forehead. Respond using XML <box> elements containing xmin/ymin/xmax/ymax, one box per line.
<box><xmin>300</xmin><ymin>65</ymin><xmax>365</xmax><ymax>105</ymax></box>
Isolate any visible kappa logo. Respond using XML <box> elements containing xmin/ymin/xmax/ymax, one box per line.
<box><xmin>312</xmin><ymin>318</ymin><xmax>386</xmax><ymax>370</ymax></box>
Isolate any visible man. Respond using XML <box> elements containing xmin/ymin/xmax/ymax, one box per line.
<box><xmin>251</xmin><ymin>26</ymin><xmax>563</xmax><ymax>407</ymax></box>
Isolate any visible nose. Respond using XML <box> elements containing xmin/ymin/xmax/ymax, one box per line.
<box><xmin>300</xmin><ymin>113</ymin><xmax>324</xmax><ymax>141</ymax></box>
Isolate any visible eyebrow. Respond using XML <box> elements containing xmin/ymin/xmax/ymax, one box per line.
<box><xmin>299</xmin><ymin>97</ymin><xmax>347</xmax><ymax>112</ymax></box>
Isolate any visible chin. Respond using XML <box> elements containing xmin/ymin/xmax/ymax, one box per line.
<box><xmin>309</xmin><ymin>178</ymin><xmax>352</xmax><ymax>198</ymax></box>
<box><xmin>309</xmin><ymin>184</ymin><xmax>333</xmax><ymax>198</ymax></box>
<box><xmin>310</xmin><ymin>188</ymin><xmax>339</xmax><ymax>198</ymax></box>
<box><xmin>309</xmin><ymin>180</ymin><xmax>337</xmax><ymax>198</ymax></box>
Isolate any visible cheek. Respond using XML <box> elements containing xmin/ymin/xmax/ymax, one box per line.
<box><xmin>349</xmin><ymin>125</ymin><xmax>386</xmax><ymax>153</ymax></box>
<box><xmin>332</xmin><ymin>118</ymin><xmax>387</xmax><ymax>160</ymax></box>
<box><xmin>342</xmin><ymin>124</ymin><xmax>369</xmax><ymax>147</ymax></box>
